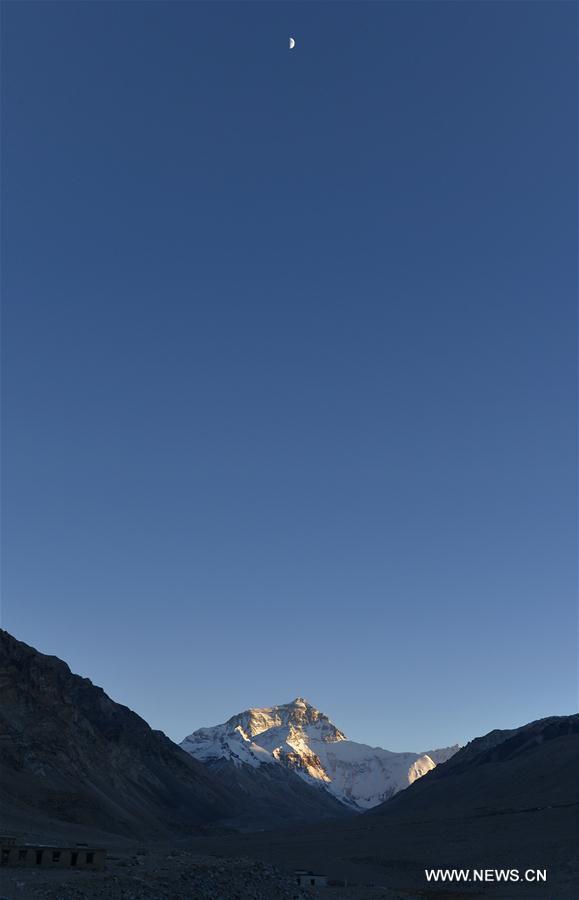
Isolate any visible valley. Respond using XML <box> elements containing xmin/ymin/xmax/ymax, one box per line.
<box><xmin>1</xmin><ymin>630</ymin><xmax>577</xmax><ymax>899</ymax></box>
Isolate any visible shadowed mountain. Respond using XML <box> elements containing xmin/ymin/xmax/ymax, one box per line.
<box><xmin>0</xmin><ymin>631</ymin><xmax>347</xmax><ymax>838</ymax></box>
<box><xmin>370</xmin><ymin>713</ymin><xmax>579</xmax><ymax>820</ymax></box>
<box><xmin>0</xmin><ymin>629</ymin><xmax>240</xmax><ymax>838</ymax></box>
<box><xmin>201</xmin><ymin>757</ymin><xmax>349</xmax><ymax>830</ymax></box>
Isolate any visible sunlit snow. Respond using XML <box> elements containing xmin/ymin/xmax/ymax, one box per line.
<box><xmin>181</xmin><ymin>698</ymin><xmax>459</xmax><ymax>809</ymax></box>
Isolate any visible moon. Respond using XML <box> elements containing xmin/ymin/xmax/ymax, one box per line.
<box><xmin>289</xmin><ymin>37</ymin><xmax>295</xmax><ymax>49</ymax></box>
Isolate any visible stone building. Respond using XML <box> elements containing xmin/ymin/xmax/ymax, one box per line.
<box><xmin>0</xmin><ymin>838</ymin><xmax>105</xmax><ymax>870</ymax></box>
<box><xmin>294</xmin><ymin>869</ymin><xmax>328</xmax><ymax>889</ymax></box>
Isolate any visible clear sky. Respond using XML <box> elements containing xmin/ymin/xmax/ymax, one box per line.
<box><xmin>2</xmin><ymin>1</ymin><xmax>577</xmax><ymax>753</ymax></box>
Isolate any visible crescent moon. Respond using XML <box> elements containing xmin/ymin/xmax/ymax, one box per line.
<box><xmin>289</xmin><ymin>37</ymin><xmax>295</xmax><ymax>49</ymax></box>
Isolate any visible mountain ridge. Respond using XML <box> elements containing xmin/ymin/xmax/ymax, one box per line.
<box><xmin>181</xmin><ymin>697</ymin><xmax>459</xmax><ymax>809</ymax></box>
<box><xmin>0</xmin><ymin>631</ymin><xmax>348</xmax><ymax>836</ymax></box>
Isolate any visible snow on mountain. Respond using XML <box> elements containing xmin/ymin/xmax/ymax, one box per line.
<box><xmin>181</xmin><ymin>698</ymin><xmax>459</xmax><ymax>810</ymax></box>
<box><xmin>422</xmin><ymin>745</ymin><xmax>461</xmax><ymax>765</ymax></box>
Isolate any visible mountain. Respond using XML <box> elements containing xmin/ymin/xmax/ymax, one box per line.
<box><xmin>371</xmin><ymin>712</ymin><xmax>579</xmax><ymax>819</ymax></box>
<box><xmin>0</xmin><ymin>631</ymin><xmax>348</xmax><ymax>837</ymax></box>
<box><xmin>0</xmin><ymin>629</ymin><xmax>240</xmax><ymax>839</ymax></box>
<box><xmin>195</xmin><ymin>756</ymin><xmax>349</xmax><ymax>830</ymax></box>
<box><xmin>185</xmin><ymin>714</ymin><xmax>579</xmax><ymax>898</ymax></box>
<box><xmin>181</xmin><ymin>697</ymin><xmax>459</xmax><ymax>809</ymax></box>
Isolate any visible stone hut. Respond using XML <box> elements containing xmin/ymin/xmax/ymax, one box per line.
<box><xmin>0</xmin><ymin>839</ymin><xmax>105</xmax><ymax>871</ymax></box>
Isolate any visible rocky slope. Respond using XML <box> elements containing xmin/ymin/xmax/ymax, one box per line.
<box><xmin>372</xmin><ymin>712</ymin><xmax>579</xmax><ymax>818</ymax></box>
<box><xmin>0</xmin><ymin>631</ymin><xmax>349</xmax><ymax>836</ymax></box>
<box><xmin>0</xmin><ymin>629</ymin><xmax>239</xmax><ymax>838</ymax></box>
<box><xmin>181</xmin><ymin>698</ymin><xmax>459</xmax><ymax>809</ymax></box>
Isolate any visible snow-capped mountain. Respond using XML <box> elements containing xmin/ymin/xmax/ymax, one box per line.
<box><xmin>181</xmin><ymin>698</ymin><xmax>459</xmax><ymax>810</ymax></box>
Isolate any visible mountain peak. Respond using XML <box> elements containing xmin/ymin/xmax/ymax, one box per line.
<box><xmin>181</xmin><ymin>699</ymin><xmax>459</xmax><ymax>810</ymax></box>
<box><xmin>227</xmin><ymin>698</ymin><xmax>347</xmax><ymax>744</ymax></box>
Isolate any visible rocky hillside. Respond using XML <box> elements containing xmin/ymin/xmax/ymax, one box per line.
<box><xmin>372</xmin><ymin>712</ymin><xmax>579</xmax><ymax>818</ymax></box>
<box><xmin>0</xmin><ymin>631</ymin><xmax>350</xmax><ymax>837</ymax></box>
<box><xmin>0</xmin><ymin>630</ymin><xmax>243</xmax><ymax>838</ymax></box>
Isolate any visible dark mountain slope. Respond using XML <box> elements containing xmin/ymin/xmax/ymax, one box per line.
<box><xmin>202</xmin><ymin>757</ymin><xmax>349</xmax><ymax>830</ymax></box>
<box><xmin>0</xmin><ymin>629</ymin><xmax>239</xmax><ymax>838</ymax></box>
<box><xmin>371</xmin><ymin>713</ymin><xmax>579</xmax><ymax>818</ymax></box>
<box><xmin>0</xmin><ymin>630</ymin><xmax>350</xmax><ymax>838</ymax></box>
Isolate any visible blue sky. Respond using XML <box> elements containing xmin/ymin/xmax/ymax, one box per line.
<box><xmin>2</xmin><ymin>1</ymin><xmax>576</xmax><ymax>752</ymax></box>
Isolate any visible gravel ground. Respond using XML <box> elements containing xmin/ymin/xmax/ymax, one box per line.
<box><xmin>0</xmin><ymin>851</ymin><xmax>308</xmax><ymax>900</ymax></box>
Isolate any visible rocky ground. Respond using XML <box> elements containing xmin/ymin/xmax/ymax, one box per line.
<box><xmin>0</xmin><ymin>850</ymin><xmax>307</xmax><ymax>900</ymax></box>
<box><xmin>0</xmin><ymin>849</ymin><xmax>475</xmax><ymax>900</ymax></box>
<box><xmin>0</xmin><ymin>853</ymin><xmax>473</xmax><ymax>900</ymax></box>
<box><xmin>0</xmin><ymin>847</ymin><xmax>487</xmax><ymax>900</ymax></box>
